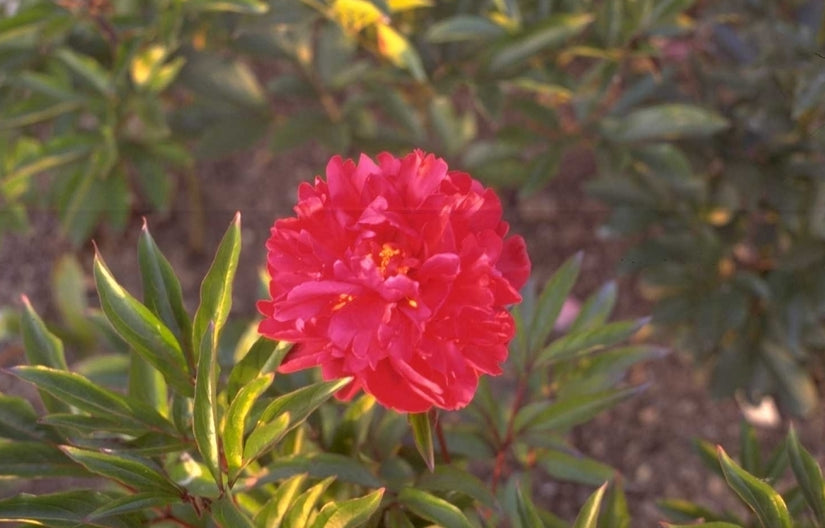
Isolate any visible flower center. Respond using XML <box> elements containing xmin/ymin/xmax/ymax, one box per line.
<box><xmin>376</xmin><ymin>243</ymin><xmax>409</xmax><ymax>276</ymax></box>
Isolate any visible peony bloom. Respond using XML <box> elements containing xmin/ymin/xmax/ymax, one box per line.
<box><xmin>258</xmin><ymin>150</ymin><xmax>531</xmax><ymax>413</ymax></box>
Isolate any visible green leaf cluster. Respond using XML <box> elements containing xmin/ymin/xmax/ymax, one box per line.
<box><xmin>661</xmin><ymin>423</ymin><xmax>825</xmax><ymax>528</ymax></box>
<box><xmin>0</xmin><ymin>214</ymin><xmax>652</xmax><ymax>526</ymax></box>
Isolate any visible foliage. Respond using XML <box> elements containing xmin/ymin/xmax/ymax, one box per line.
<box><xmin>0</xmin><ymin>214</ymin><xmax>648</xmax><ymax>526</ymax></box>
<box><xmin>590</xmin><ymin>0</ymin><xmax>825</xmax><ymax>415</ymax></box>
<box><xmin>660</xmin><ymin>422</ymin><xmax>825</xmax><ymax>528</ymax></box>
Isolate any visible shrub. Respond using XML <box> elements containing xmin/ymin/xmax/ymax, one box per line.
<box><xmin>0</xmin><ymin>206</ymin><xmax>650</xmax><ymax>526</ymax></box>
<box><xmin>591</xmin><ymin>0</ymin><xmax>825</xmax><ymax>415</ymax></box>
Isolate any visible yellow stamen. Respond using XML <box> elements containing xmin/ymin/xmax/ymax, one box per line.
<box><xmin>407</xmin><ymin>299</ymin><xmax>418</xmax><ymax>309</ymax></box>
<box><xmin>332</xmin><ymin>293</ymin><xmax>353</xmax><ymax>311</ymax></box>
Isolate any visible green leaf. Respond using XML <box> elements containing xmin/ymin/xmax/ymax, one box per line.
<box><xmin>187</xmin><ymin>0</ymin><xmax>268</xmax><ymax>14</ymax></box>
<box><xmin>568</xmin><ymin>281</ymin><xmax>617</xmax><ymax>333</ymax></box>
<box><xmin>717</xmin><ymin>446</ymin><xmax>792</xmax><ymax>528</ymax></box>
<box><xmin>600</xmin><ymin>479</ymin><xmax>630</xmax><ymax>528</ymax></box>
<box><xmin>385</xmin><ymin>507</ymin><xmax>417</xmax><ymax>528</ymax></box>
<box><xmin>529</xmin><ymin>252</ymin><xmax>582</xmax><ymax>351</ymax></box>
<box><xmin>739</xmin><ymin>421</ymin><xmax>761</xmax><ymax>476</ymax></box>
<box><xmin>180</xmin><ymin>55</ymin><xmax>266</xmax><ymax>110</ymax></box>
<box><xmin>572</xmin><ymin>483</ymin><xmax>607</xmax><ymax>528</ymax></box>
<box><xmin>213</xmin><ymin>495</ymin><xmax>256</xmax><ymax>528</ymax></box>
<box><xmin>245</xmin><ymin>453</ymin><xmax>381</xmax><ymax>489</ymax></box>
<box><xmin>330</xmin><ymin>393</ymin><xmax>377</xmax><ymax>455</ymax></box>
<box><xmin>11</xmin><ymin>366</ymin><xmax>175</xmax><ymax>434</ymax></box>
<box><xmin>138</xmin><ymin>220</ymin><xmax>193</xmax><ymax>360</ymax></box>
<box><xmin>787</xmin><ymin>426</ymin><xmax>825</xmax><ymax>526</ymax></box>
<box><xmin>3</xmin><ymin>136</ymin><xmax>92</xmax><ymax>199</ymax></box>
<box><xmin>52</xmin><ymin>254</ymin><xmax>94</xmax><ymax>341</ymax></box>
<box><xmin>417</xmin><ymin>466</ymin><xmax>497</xmax><ymax>507</ymax></box>
<box><xmin>244</xmin><ymin>378</ymin><xmax>352</xmax><ymax>464</ymax></box>
<box><xmin>195</xmin><ymin>115</ymin><xmax>269</xmax><ymax>160</ymax></box>
<box><xmin>0</xmin><ymin>491</ymin><xmax>121</xmax><ymax>527</ymax></box>
<box><xmin>662</xmin><ymin>522</ymin><xmax>742</xmax><ymax>528</ymax></box>
<box><xmin>283</xmin><ymin>477</ymin><xmax>335</xmax><ymax>527</ymax></box>
<box><xmin>514</xmin><ymin>484</ymin><xmax>544</xmax><ymax>528</ymax></box>
<box><xmin>409</xmin><ymin>412</ymin><xmax>435</xmax><ymax>471</ymax></box>
<box><xmin>538</xmin><ymin>450</ymin><xmax>615</xmax><ymax>487</ymax></box>
<box><xmin>254</xmin><ymin>473</ymin><xmax>308</xmax><ymax>527</ymax></box>
<box><xmin>0</xmin><ymin>442</ymin><xmax>87</xmax><ymax>478</ymax></box>
<box><xmin>129</xmin><ymin>352</ymin><xmax>168</xmax><ymax>420</ymax></box>
<box><xmin>535</xmin><ymin>318</ymin><xmax>648</xmax><ymax>367</ymax></box>
<box><xmin>0</xmin><ymin>395</ymin><xmax>58</xmax><ymax>441</ymax></box>
<box><xmin>55</xmin><ymin>48</ymin><xmax>113</xmax><ymax>96</ymax></box>
<box><xmin>601</xmin><ymin>104</ymin><xmax>729</xmax><ymax>142</ymax></box>
<box><xmin>488</xmin><ymin>14</ymin><xmax>594</xmax><ymax>73</ymax></box>
<box><xmin>225</xmin><ymin>373</ymin><xmax>274</xmax><ymax>479</ymax></box>
<box><xmin>87</xmin><ymin>492</ymin><xmax>177</xmax><ymax>520</ymax></box>
<box><xmin>227</xmin><ymin>337</ymin><xmax>286</xmax><ymax>401</ymax></box>
<box><xmin>398</xmin><ymin>488</ymin><xmax>473</xmax><ymax>528</ymax></box>
<box><xmin>0</xmin><ymin>100</ymin><xmax>82</xmax><ymax>129</ymax></box>
<box><xmin>61</xmin><ymin>446</ymin><xmax>182</xmax><ymax>495</ymax></box>
<box><xmin>194</xmin><ymin>323</ymin><xmax>222</xmax><ymax>488</ymax></box>
<box><xmin>516</xmin><ymin>385</ymin><xmax>643</xmax><ymax>434</ymax></box>
<box><xmin>192</xmin><ymin>212</ymin><xmax>241</xmax><ymax>361</ymax></box>
<box><xmin>762</xmin><ymin>342</ymin><xmax>817</xmax><ymax>417</ymax></box>
<box><xmin>425</xmin><ymin>15</ymin><xmax>506</xmax><ymax>42</ymax></box>
<box><xmin>311</xmin><ymin>488</ymin><xmax>385</xmax><ymax>528</ymax></box>
<box><xmin>94</xmin><ymin>253</ymin><xmax>192</xmax><ymax>396</ymax></box>
<box><xmin>20</xmin><ymin>296</ymin><xmax>69</xmax><ymax>413</ymax></box>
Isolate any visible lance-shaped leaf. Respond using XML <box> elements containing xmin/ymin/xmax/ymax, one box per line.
<box><xmin>418</xmin><ymin>466</ymin><xmax>497</xmax><ymax>507</ymax></box>
<box><xmin>787</xmin><ymin>426</ymin><xmax>825</xmax><ymax>526</ymax></box>
<box><xmin>192</xmin><ymin>212</ymin><xmax>241</xmax><ymax>360</ymax></box>
<box><xmin>225</xmin><ymin>373</ymin><xmax>274</xmax><ymax>480</ymax></box>
<box><xmin>87</xmin><ymin>492</ymin><xmax>176</xmax><ymax>520</ymax></box>
<box><xmin>241</xmin><ymin>453</ymin><xmax>381</xmax><ymax>489</ymax></box>
<box><xmin>535</xmin><ymin>318</ymin><xmax>648</xmax><ymax>367</ymax></box>
<box><xmin>513</xmin><ymin>484</ymin><xmax>543</xmax><ymax>528</ymax></box>
<box><xmin>213</xmin><ymin>496</ymin><xmax>256</xmax><ymax>528</ymax></box>
<box><xmin>94</xmin><ymin>252</ymin><xmax>192</xmax><ymax>397</ymax></box>
<box><xmin>284</xmin><ymin>477</ymin><xmax>335</xmax><ymax>527</ymax></box>
<box><xmin>0</xmin><ymin>394</ymin><xmax>59</xmax><ymax>442</ymax></box>
<box><xmin>600</xmin><ymin>478</ymin><xmax>630</xmax><ymax>528</ymax></box>
<box><xmin>487</xmin><ymin>14</ymin><xmax>594</xmax><ymax>73</ymax></box>
<box><xmin>244</xmin><ymin>378</ymin><xmax>352</xmax><ymax>464</ymax></box>
<box><xmin>61</xmin><ymin>446</ymin><xmax>182</xmax><ymax>496</ymax></box>
<box><xmin>661</xmin><ymin>523</ymin><xmax>742</xmax><ymax>528</ymax></box>
<box><xmin>138</xmin><ymin>219</ymin><xmax>192</xmax><ymax>361</ymax></box>
<box><xmin>11</xmin><ymin>366</ymin><xmax>175</xmax><ymax>434</ymax></box>
<box><xmin>20</xmin><ymin>295</ymin><xmax>70</xmax><ymax>413</ymax></box>
<box><xmin>254</xmin><ymin>473</ymin><xmax>308</xmax><ymax>527</ymax></box>
<box><xmin>55</xmin><ymin>48</ymin><xmax>113</xmax><ymax>96</ymax></box>
<box><xmin>311</xmin><ymin>488</ymin><xmax>385</xmax><ymax>528</ymax></box>
<box><xmin>573</xmin><ymin>483</ymin><xmax>608</xmax><ymax>528</ymax></box>
<box><xmin>515</xmin><ymin>385</ymin><xmax>644</xmax><ymax>434</ymax></box>
<box><xmin>194</xmin><ymin>324</ymin><xmax>222</xmax><ymax>489</ymax></box>
<box><xmin>0</xmin><ymin>442</ymin><xmax>88</xmax><ymax>478</ymax></box>
<box><xmin>0</xmin><ymin>491</ymin><xmax>121</xmax><ymax>528</ymax></box>
<box><xmin>717</xmin><ymin>446</ymin><xmax>792</xmax><ymax>528</ymax></box>
<box><xmin>408</xmin><ymin>412</ymin><xmax>435</xmax><ymax>471</ymax></box>
<box><xmin>398</xmin><ymin>488</ymin><xmax>473</xmax><ymax>528</ymax></box>
<box><xmin>227</xmin><ymin>337</ymin><xmax>285</xmax><ymax>401</ymax></box>
<box><xmin>528</xmin><ymin>252</ymin><xmax>581</xmax><ymax>351</ymax></box>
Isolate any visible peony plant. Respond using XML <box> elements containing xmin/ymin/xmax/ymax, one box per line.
<box><xmin>0</xmin><ymin>152</ymin><xmax>650</xmax><ymax>527</ymax></box>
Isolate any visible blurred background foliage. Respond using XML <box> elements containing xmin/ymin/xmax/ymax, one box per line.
<box><xmin>1</xmin><ymin>0</ymin><xmax>825</xmax><ymax>432</ymax></box>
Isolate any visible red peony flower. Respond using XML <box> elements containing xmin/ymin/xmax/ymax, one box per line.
<box><xmin>258</xmin><ymin>150</ymin><xmax>531</xmax><ymax>412</ymax></box>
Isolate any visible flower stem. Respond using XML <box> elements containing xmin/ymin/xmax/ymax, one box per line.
<box><xmin>433</xmin><ymin>410</ymin><xmax>451</xmax><ymax>464</ymax></box>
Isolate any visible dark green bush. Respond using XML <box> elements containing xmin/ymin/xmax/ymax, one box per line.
<box><xmin>591</xmin><ymin>0</ymin><xmax>825</xmax><ymax>415</ymax></box>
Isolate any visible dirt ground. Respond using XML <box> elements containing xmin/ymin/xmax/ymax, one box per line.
<box><xmin>1</xmin><ymin>144</ymin><xmax>823</xmax><ymax>525</ymax></box>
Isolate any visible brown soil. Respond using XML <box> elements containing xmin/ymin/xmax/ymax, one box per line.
<box><xmin>1</xmin><ymin>145</ymin><xmax>823</xmax><ymax>525</ymax></box>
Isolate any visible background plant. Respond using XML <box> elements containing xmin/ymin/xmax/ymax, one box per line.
<box><xmin>659</xmin><ymin>423</ymin><xmax>825</xmax><ymax>528</ymax></box>
<box><xmin>590</xmin><ymin>0</ymin><xmax>825</xmax><ymax>415</ymax></box>
<box><xmin>0</xmin><ymin>215</ymin><xmax>650</xmax><ymax>526</ymax></box>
